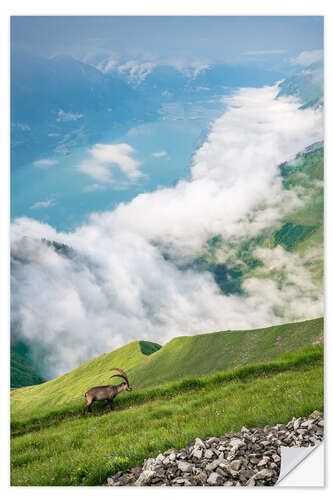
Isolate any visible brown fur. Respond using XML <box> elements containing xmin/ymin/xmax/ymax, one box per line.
<box><xmin>83</xmin><ymin>369</ymin><xmax>132</xmax><ymax>414</ymax></box>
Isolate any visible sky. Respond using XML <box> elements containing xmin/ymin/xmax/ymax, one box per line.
<box><xmin>11</xmin><ymin>16</ymin><xmax>323</xmax><ymax>68</ymax></box>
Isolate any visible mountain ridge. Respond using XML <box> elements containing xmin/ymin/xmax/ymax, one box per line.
<box><xmin>11</xmin><ymin>317</ymin><xmax>323</xmax><ymax>424</ymax></box>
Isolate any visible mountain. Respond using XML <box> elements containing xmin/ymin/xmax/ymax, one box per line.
<box><xmin>107</xmin><ymin>62</ymin><xmax>284</xmax><ymax>94</ymax></box>
<box><xmin>11</xmin><ymin>50</ymin><xmax>157</xmax><ymax>169</ymax></box>
<box><xmin>11</xmin><ymin>317</ymin><xmax>323</xmax><ymax>423</ymax></box>
<box><xmin>197</xmin><ymin>143</ymin><xmax>323</xmax><ymax>299</ymax></box>
<box><xmin>277</xmin><ymin>62</ymin><xmax>323</xmax><ymax>109</ymax></box>
<box><xmin>128</xmin><ymin>317</ymin><xmax>323</xmax><ymax>389</ymax></box>
<box><xmin>10</xmin><ymin>339</ymin><xmax>45</xmax><ymax>388</ymax></box>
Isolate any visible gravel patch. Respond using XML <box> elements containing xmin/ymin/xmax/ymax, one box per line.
<box><xmin>106</xmin><ymin>410</ymin><xmax>323</xmax><ymax>487</ymax></box>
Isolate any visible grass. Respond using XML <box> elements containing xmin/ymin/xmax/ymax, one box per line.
<box><xmin>129</xmin><ymin>317</ymin><xmax>323</xmax><ymax>389</ymax></box>
<box><xmin>10</xmin><ymin>317</ymin><xmax>324</xmax><ymax>486</ymax></box>
<box><xmin>11</xmin><ymin>340</ymin><xmax>160</xmax><ymax>419</ymax></box>
<box><xmin>11</xmin><ymin>343</ymin><xmax>323</xmax><ymax>435</ymax></box>
<box><xmin>11</xmin><ymin>344</ymin><xmax>323</xmax><ymax>486</ymax></box>
<box><xmin>11</xmin><ymin>318</ymin><xmax>323</xmax><ymax>424</ymax></box>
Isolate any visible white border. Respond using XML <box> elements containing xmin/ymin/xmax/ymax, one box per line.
<box><xmin>1</xmin><ymin>2</ymin><xmax>331</xmax><ymax>499</ymax></box>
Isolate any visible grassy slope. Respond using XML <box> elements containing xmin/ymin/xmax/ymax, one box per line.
<box><xmin>11</xmin><ymin>345</ymin><xmax>323</xmax><ymax>486</ymax></box>
<box><xmin>11</xmin><ymin>318</ymin><xmax>323</xmax><ymax>424</ymax></box>
<box><xmin>129</xmin><ymin>318</ymin><xmax>323</xmax><ymax>389</ymax></box>
<box><xmin>11</xmin><ymin>340</ymin><xmax>161</xmax><ymax>421</ymax></box>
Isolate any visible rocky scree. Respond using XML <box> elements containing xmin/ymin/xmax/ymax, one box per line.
<box><xmin>106</xmin><ymin>411</ymin><xmax>323</xmax><ymax>487</ymax></box>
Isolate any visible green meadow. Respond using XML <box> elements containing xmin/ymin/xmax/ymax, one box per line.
<box><xmin>11</xmin><ymin>318</ymin><xmax>324</xmax><ymax>486</ymax></box>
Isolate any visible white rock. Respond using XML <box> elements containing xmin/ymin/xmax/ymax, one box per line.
<box><xmin>204</xmin><ymin>449</ymin><xmax>214</xmax><ymax>459</ymax></box>
<box><xmin>177</xmin><ymin>461</ymin><xmax>193</xmax><ymax>473</ymax></box>
<box><xmin>252</xmin><ymin>469</ymin><xmax>272</xmax><ymax>480</ymax></box>
<box><xmin>206</xmin><ymin>456</ymin><xmax>227</xmax><ymax>472</ymax></box>
<box><xmin>195</xmin><ymin>437</ymin><xmax>206</xmax><ymax>448</ymax></box>
<box><xmin>155</xmin><ymin>453</ymin><xmax>165</xmax><ymax>463</ymax></box>
<box><xmin>231</xmin><ymin>460</ymin><xmax>242</xmax><ymax>471</ymax></box>
<box><xmin>192</xmin><ymin>448</ymin><xmax>202</xmax><ymax>460</ymax></box>
<box><xmin>301</xmin><ymin>420</ymin><xmax>312</xmax><ymax>428</ymax></box>
<box><xmin>135</xmin><ymin>469</ymin><xmax>156</xmax><ymax>486</ymax></box>
<box><xmin>207</xmin><ymin>472</ymin><xmax>219</xmax><ymax>485</ymax></box>
<box><xmin>229</xmin><ymin>438</ymin><xmax>245</xmax><ymax>450</ymax></box>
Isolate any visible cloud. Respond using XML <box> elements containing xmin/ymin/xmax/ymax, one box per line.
<box><xmin>291</xmin><ymin>50</ymin><xmax>323</xmax><ymax>67</ymax></box>
<box><xmin>56</xmin><ymin>109</ymin><xmax>84</xmax><ymax>122</ymax></box>
<box><xmin>243</xmin><ymin>49</ymin><xmax>287</xmax><ymax>56</ymax></box>
<box><xmin>118</xmin><ymin>61</ymin><xmax>155</xmax><ymax>85</ymax></box>
<box><xmin>33</xmin><ymin>159</ymin><xmax>58</xmax><ymax>168</ymax></box>
<box><xmin>11</xmin><ymin>85</ymin><xmax>323</xmax><ymax>378</ymax></box>
<box><xmin>192</xmin><ymin>64</ymin><xmax>211</xmax><ymax>79</ymax></box>
<box><xmin>170</xmin><ymin>60</ymin><xmax>211</xmax><ymax>79</ymax></box>
<box><xmin>82</xmin><ymin>183</ymin><xmax>107</xmax><ymax>193</ymax></box>
<box><xmin>78</xmin><ymin>143</ymin><xmax>143</xmax><ymax>184</ymax></box>
<box><xmin>152</xmin><ymin>151</ymin><xmax>168</xmax><ymax>158</ymax></box>
<box><xmin>12</xmin><ymin>122</ymin><xmax>31</xmax><ymax>131</ymax></box>
<box><xmin>97</xmin><ymin>58</ymin><xmax>118</xmax><ymax>73</ymax></box>
<box><xmin>30</xmin><ymin>199</ymin><xmax>55</xmax><ymax>209</ymax></box>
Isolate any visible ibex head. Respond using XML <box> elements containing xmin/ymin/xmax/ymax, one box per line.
<box><xmin>110</xmin><ymin>367</ymin><xmax>132</xmax><ymax>391</ymax></box>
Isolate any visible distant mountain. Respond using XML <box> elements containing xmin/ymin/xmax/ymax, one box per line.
<box><xmin>11</xmin><ymin>52</ymin><xmax>285</xmax><ymax>170</ymax></box>
<box><xmin>11</xmin><ymin>50</ymin><xmax>157</xmax><ymax>168</ymax></box>
<box><xmin>11</xmin><ymin>339</ymin><xmax>45</xmax><ymax>388</ymax></box>
<box><xmin>198</xmin><ymin>143</ymin><xmax>323</xmax><ymax>298</ymax></box>
<box><xmin>108</xmin><ymin>62</ymin><xmax>284</xmax><ymax>96</ymax></box>
<box><xmin>277</xmin><ymin>62</ymin><xmax>323</xmax><ymax>109</ymax></box>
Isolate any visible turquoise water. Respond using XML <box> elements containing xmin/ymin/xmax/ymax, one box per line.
<box><xmin>11</xmin><ymin>96</ymin><xmax>226</xmax><ymax>232</ymax></box>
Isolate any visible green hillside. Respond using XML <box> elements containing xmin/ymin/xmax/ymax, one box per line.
<box><xmin>11</xmin><ymin>344</ymin><xmax>323</xmax><ymax>486</ymax></box>
<box><xmin>11</xmin><ymin>318</ymin><xmax>323</xmax><ymax>425</ymax></box>
<box><xmin>129</xmin><ymin>318</ymin><xmax>323</xmax><ymax>389</ymax></box>
<box><xmin>11</xmin><ymin>340</ymin><xmax>45</xmax><ymax>388</ymax></box>
<box><xmin>198</xmin><ymin>145</ymin><xmax>324</xmax><ymax>295</ymax></box>
<box><xmin>11</xmin><ymin>340</ymin><xmax>160</xmax><ymax>421</ymax></box>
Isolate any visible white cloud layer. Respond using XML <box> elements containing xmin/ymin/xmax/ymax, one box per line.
<box><xmin>118</xmin><ymin>61</ymin><xmax>156</xmax><ymax>85</ymax></box>
<box><xmin>33</xmin><ymin>159</ymin><xmax>58</xmax><ymax>168</ymax></box>
<box><xmin>78</xmin><ymin>143</ymin><xmax>143</xmax><ymax>184</ymax></box>
<box><xmin>11</xmin><ymin>85</ymin><xmax>323</xmax><ymax>378</ymax></box>
<box><xmin>56</xmin><ymin>109</ymin><xmax>84</xmax><ymax>122</ymax></box>
<box><xmin>291</xmin><ymin>49</ymin><xmax>323</xmax><ymax>67</ymax></box>
<box><xmin>30</xmin><ymin>199</ymin><xmax>55</xmax><ymax>209</ymax></box>
<box><xmin>152</xmin><ymin>151</ymin><xmax>168</xmax><ymax>158</ymax></box>
<box><xmin>244</xmin><ymin>50</ymin><xmax>287</xmax><ymax>56</ymax></box>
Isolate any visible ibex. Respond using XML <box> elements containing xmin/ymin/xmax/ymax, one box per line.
<box><xmin>83</xmin><ymin>368</ymin><xmax>132</xmax><ymax>414</ymax></box>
